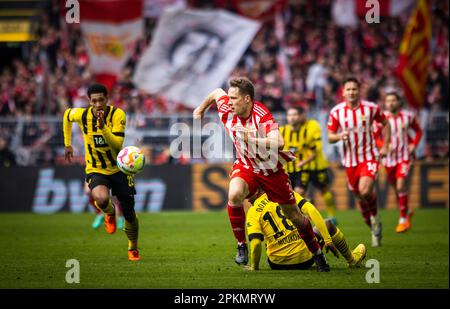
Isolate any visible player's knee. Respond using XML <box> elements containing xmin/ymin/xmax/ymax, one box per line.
<box><xmin>325</xmin><ymin>219</ymin><xmax>337</xmax><ymax>235</ymax></box>
<box><xmin>396</xmin><ymin>181</ymin><xmax>406</xmax><ymax>192</ymax></box>
<box><xmin>228</xmin><ymin>190</ymin><xmax>245</xmax><ymax>206</ymax></box>
<box><xmin>359</xmin><ymin>187</ymin><xmax>372</xmax><ymax>200</ymax></box>
<box><xmin>93</xmin><ymin>193</ymin><xmax>110</xmax><ymax>209</ymax></box>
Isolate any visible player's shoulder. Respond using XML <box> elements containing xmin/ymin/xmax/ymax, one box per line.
<box><xmin>307</xmin><ymin>119</ymin><xmax>320</xmax><ymax>128</ymax></box>
<box><xmin>361</xmin><ymin>100</ymin><xmax>379</xmax><ymax>109</ymax></box>
<box><xmin>110</xmin><ymin>106</ymin><xmax>126</xmax><ymax>118</ymax></box>
<box><xmin>400</xmin><ymin>108</ymin><xmax>417</xmax><ymax>118</ymax></box>
<box><xmin>253</xmin><ymin>101</ymin><xmax>272</xmax><ymax>118</ymax></box>
<box><xmin>330</xmin><ymin>101</ymin><xmax>346</xmax><ymax>114</ymax></box>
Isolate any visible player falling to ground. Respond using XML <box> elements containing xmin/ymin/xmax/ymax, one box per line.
<box><xmin>375</xmin><ymin>92</ymin><xmax>422</xmax><ymax>233</ymax></box>
<box><xmin>194</xmin><ymin>77</ymin><xmax>337</xmax><ymax>271</ymax></box>
<box><xmin>327</xmin><ymin>77</ymin><xmax>391</xmax><ymax>247</ymax></box>
<box><xmin>85</xmin><ymin>181</ymin><xmax>125</xmax><ymax>230</ymax></box>
<box><xmin>280</xmin><ymin>107</ymin><xmax>338</xmax><ymax>224</ymax></box>
<box><xmin>63</xmin><ymin>83</ymin><xmax>140</xmax><ymax>261</ymax></box>
<box><xmin>246</xmin><ymin>189</ymin><xmax>366</xmax><ymax>270</ymax></box>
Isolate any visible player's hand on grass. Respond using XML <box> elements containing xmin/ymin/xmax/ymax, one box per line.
<box><xmin>96</xmin><ymin>110</ymin><xmax>105</xmax><ymax>129</ymax></box>
<box><xmin>325</xmin><ymin>243</ymin><xmax>339</xmax><ymax>258</ymax></box>
<box><xmin>64</xmin><ymin>146</ymin><xmax>74</xmax><ymax>163</ymax></box>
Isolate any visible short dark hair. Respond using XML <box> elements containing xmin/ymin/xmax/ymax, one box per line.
<box><xmin>287</xmin><ymin>106</ymin><xmax>305</xmax><ymax>114</ymax></box>
<box><xmin>87</xmin><ymin>83</ymin><xmax>108</xmax><ymax>99</ymax></box>
<box><xmin>228</xmin><ymin>77</ymin><xmax>255</xmax><ymax>101</ymax></box>
<box><xmin>385</xmin><ymin>91</ymin><xmax>400</xmax><ymax>101</ymax></box>
<box><xmin>342</xmin><ymin>76</ymin><xmax>361</xmax><ymax>88</ymax></box>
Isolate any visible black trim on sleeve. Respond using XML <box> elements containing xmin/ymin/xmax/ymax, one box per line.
<box><xmin>248</xmin><ymin>233</ymin><xmax>264</xmax><ymax>241</ymax></box>
<box><xmin>66</xmin><ymin>108</ymin><xmax>72</xmax><ymax>122</ymax></box>
<box><xmin>297</xmin><ymin>199</ymin><xmax>307</xmax><ymax>210</ymax></box>
<box><xmin>112</xmin><ymin>132</ymin><xmax>125</xmax><ymax>137</ymax></box>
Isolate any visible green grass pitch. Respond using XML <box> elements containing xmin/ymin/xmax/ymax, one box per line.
<box><xmin>0</xmin><ymin>209</ymin><xmax>448</xmax><ymax>288</ymax></box>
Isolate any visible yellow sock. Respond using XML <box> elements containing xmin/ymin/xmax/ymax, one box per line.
<box><xmin>323</xmin><ymin>190</ymin><xmax>336</xmax><ymax>218</ymax></box>
<box><xmin>94</xmin><ymin>199</ymin><xmax>115</xmax><ymax>216</ymax></box>
<box><xmin>331</xmin><ymin>227</ymin><xmax>354</xmax><ymax>263</ymax></box>
<box><xmin>125</xmin><ymin>216</ymin><xmax>139</xmax><ymax>250</ymax></box>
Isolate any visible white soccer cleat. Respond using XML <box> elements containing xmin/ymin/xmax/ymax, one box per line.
<box><xmin>370</xmin><ymin>215</ymin><xmax>382</xmax><ymax>247</ymax></box>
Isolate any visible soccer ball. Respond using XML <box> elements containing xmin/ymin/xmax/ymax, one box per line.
<box><xmin>117</xmin><ymin>146</ymin><xmax>146</xmax><ymax>175</ymax></box>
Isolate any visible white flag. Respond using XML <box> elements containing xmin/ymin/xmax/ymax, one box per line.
<box><xmin>133</xmin><ymin>8</ymin><xmax>261</xmax><ymax>108</ymax></box>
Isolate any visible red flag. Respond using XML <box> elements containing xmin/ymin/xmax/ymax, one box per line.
<box><xmin>395</xmin><ymin>0</ymin><xmax>432</xmax><ymax>108</ymax></box>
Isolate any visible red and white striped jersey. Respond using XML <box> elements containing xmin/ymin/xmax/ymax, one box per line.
<box><xmin>376</xmin><ymin>110</ymin><xmax>422</xmax><ymax>167</ymax></box>
<box><xmin>217</xmin><ymin>95</ymin><xmax>295</xmax><ymax>175</ymax></box>
<box><xmin>327</xmin><ymin>100</ymin><xmax>386</xmax><ymax>167</ymax></box>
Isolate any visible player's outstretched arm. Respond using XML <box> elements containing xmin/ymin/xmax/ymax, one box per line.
<box><xmin>63</xmin><ymin>108</ymin><xmax>81</xmax><ymax>163</ymax></box>
<box><xmin>249</xmin><ymin>237</ymin><xmax>262</xmax><ymax>271</ymax></box>
<box><xmin>193</xmin><ymin>88</ymin><xmax>227</xmax><ymax>120</ymax></box>
<box><xmin>328</xmin><ymin>129</ymin><xmax>348</xmax><ymax>144</ymax></box>
<box><xmin>99</xmin><ymin>109</ymin><xmax>126</xmax><ymax>152</ymax></box>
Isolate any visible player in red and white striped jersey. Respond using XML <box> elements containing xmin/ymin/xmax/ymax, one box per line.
<box><xmin>375</xmin><ymin>92</ymin><xmax>422</xmax><ymax>233</ymax></box>
<box><xmin>327</xmin><ymin>77</ymin><xmax>391</xmax><ymax>247</ymax></box>
<box><xmin>194</xmin><ymin>77</ymin><xmax>335</xmax><ymax>271</ymax></box>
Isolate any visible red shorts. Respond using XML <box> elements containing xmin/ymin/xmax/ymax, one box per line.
<box><xmin>385</xmin><ymin>161</ymin><xmax>411</xmax><ymax>185</ymax></box>
<box><xmin>230</xmin><ymin>164</ymin><xmax>295</xmax><ymax>205</ymax></box>
<box><xmin>346</xmin><ymin>160</ymin><xmax>379</xmax><ymax>194</ymax></box>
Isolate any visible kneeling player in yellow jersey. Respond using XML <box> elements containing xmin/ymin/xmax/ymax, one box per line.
<box><xmin>63</xmin><ymin>83</ymin><xmax>140</xmax><ymax>261</ymax></box>
<box><xmin>246</xmin><ymin>190</ymin><xmax>366</xmax><ymax>270</ymax></box>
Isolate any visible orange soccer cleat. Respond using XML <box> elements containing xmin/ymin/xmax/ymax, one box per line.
<box><xmin>406</xmin><ymin>211</ymin><xmax>414</xmax><ymax>229</ymax></box>
<box><xmin>104</xmin><ymin>212</ymin><xmax>117</xmax><ymax>234</ymax></box>
<box><xmin>395</xmin><ymin>222</ymin><xmax>409</xmax><ymax>233</ymax></box>
<box><xmin>128</xmin><ymin>249</ymin><xmax>141</xmax><ymax>261</ymax></box>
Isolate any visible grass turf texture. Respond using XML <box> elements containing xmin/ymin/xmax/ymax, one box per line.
<box><xmin>0</xmin><ymin>209</ymin><xmax>448</xmax><ymax>288</ymax></box>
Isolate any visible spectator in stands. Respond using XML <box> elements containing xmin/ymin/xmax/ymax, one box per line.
<box><xmin>0</xmin><ymin>137</ymin><xmax>16</xmax><ymax>167</ymax></box>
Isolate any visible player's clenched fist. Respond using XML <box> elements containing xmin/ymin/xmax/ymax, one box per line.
<box><xmin>193</xmin><ymin>107</ymin><xmax>204</xmax><ymax>120</ymax></box>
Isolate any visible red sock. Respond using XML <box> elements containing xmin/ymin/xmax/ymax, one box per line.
<box><xmin>367</xmin><ymin>193</ymin><xmax>378</xmax><ymax>217</ymax></box>
<box><xmin>227</xmin><ymin>204</ymin><xmax>246</xmax><ymax>244</ymax></box>
<box><xmin>359</xmin><ymin>200</ymin><xmax>372</xmax><ymax>227</ymax></box>
<box><xmin>397</xmin><ymin>192</ymin><xmax>408</xmax><ymax>218</ymax></box>
<box><xmin>297</xmin><ymin>218</ymin><xmax>320</xmax><ymax>254</ymax></box>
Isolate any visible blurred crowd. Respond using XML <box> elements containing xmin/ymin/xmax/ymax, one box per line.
<box><xmin>0</xmin><ymin>0</ymin><xmax>448</xmax><ymax>166</ymax></box>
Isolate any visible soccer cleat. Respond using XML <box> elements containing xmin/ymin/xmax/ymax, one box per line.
<box><xmin>235</xmin><ymin>243</ymin><xmax>248</xmax><ymax>265</ymax></box>
<box><xmin>406</xmin><ymin>211</ymin><xmax>414</xmax><ymax>229</ymax></box>
<box><xmin>91</xmin><ymin>213</ymin><xmax>104</xmax><ymax>230</ymax></box>
<box><xmin>370</xmin><ymin>215</ymin><xmax>382</xmax><ymax>247</ymax></box>
<box><xmin>395</xmin><ymin>221</ymin><xmax>409</xmax><ymax>233</ymax></box>
<box><xmin>349</xmin><ymin>244</ymin><xmax>367</xmax><ymax>268</ymax></box>
<box><xmin>117</xmin><ymin>216</ymin><xmax>125</xmax><ymax>231</ymax></box>
<box><xmin>313</xmin><ymin>252</ymin><xmax>330</xmax><ymax>272</ymax></box>
<box><xmin>104</xmin><ymin>212</ymin><xmax>117</xmax><ymax>234</ymax></box>
<box><xmin>128</xmin><ymin>249</ymin><xmax>141</xmax><ymax>261</ymax></box>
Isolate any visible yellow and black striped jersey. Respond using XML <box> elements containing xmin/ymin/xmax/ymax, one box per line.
<box><xmin>63</xmin><ymin>106</ymin><xmax>126</xmax><ymax>175</ymax></box>
<box><xmin>246</xmin><ymin>192</ymin><xmax>313</xmax><ymax>265</ymax></box>
<box><xmin>280</xmin><ymin>119</ymin><xmax>328</xmax><ymax>173</ymax></box>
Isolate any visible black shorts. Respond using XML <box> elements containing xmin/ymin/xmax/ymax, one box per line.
<box><xmin>268</xmin><ymin>258</ymin><xmax>314</xmax><ymax>270</ymax></box>
<box><xmin>289</xmin><ymin>169</ymin><xmax>330</xmax><ymax>190</ymax></box>
<box><xmin>86</xmin><ymin>172</ymin><xmax>136</xmax><ymax>196</ymax></box>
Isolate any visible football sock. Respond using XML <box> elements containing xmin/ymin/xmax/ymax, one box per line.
<box><xmin>297</xmin><ymin>218</ymin><xmax>321</xmax><ymax>255</ymax></box>
<box><xmin>89</xmin><ymin>195</ymin><xmax>101</xmax><ymax>214</ymax></box>
<box><xmin>125</xmin><ymin>216</ymin><xmax>139</xmax><ymax>250</ymax></box>
<box><xmin>359</xmin><ymin>200</ymin><xmax>372</xmax><ymax>227</ymax></box>
<box><xmin>227</xmin><ymin>204</ymin><xmax>246</xmax><ymax>244</ymax></box>
<box><xmin>323</xmin><ymin>190</ymin><xmax>336</xmax><ymax>218</ymax></box>
<box><xmin>331</xmin><ymin>227</ymin><xmax>354</xmax><ymax>263</ymax></box>
<box><xmin>397</xmin><ymin>192</ymin><xmax>408</xmax><ymax>218</ymax></box>
<box><xmin>367</xmin><ymin>192</ymin><xmax>378</xmax><ymax>217</ymax></box>
<box><xmin>94</xmin><ymin>199</ymin><xmax>115</xmax><ymax>216</ymax></box>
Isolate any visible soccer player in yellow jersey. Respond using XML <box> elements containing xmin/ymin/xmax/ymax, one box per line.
<box><xmin>280</xmin><ymin>107</ymin><xmax>338</xmax><ymax>224</ymax></box>
<box><xmin>63</xmin><ymin>83</ymin><xmax>140</xmax><ymax>261</ymax></box>
<box><xmin>246</xmin><ymin>189</ymin><xmax>366</xmax><ymax>270</ymax></box>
